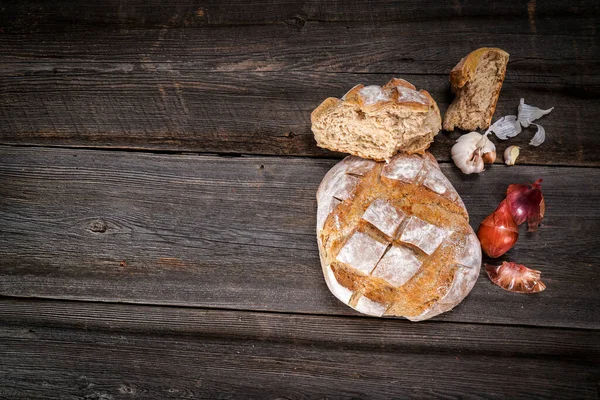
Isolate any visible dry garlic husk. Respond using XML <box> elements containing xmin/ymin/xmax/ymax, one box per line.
<box><xmin>518</xmin><ymin>98</ymin><xmax>554</xmax><ymax>128</ymax></box>
<box><xmin>451</xmin><ymin>132</ymin><xmax>496</xmax><ymax>174</ymax></box>
<box><xmin>529</xmin><ymin>124</ymin><xmax>546</xmax><ymax>146</ymax></box>
<box><xmin>504</xmin><ymin>146</ymin><xmax>520</xmax><ymax>165</ymax></box>
<box><xmin>488</xmin><ymin>99</ymin><xmax>554</xmax><ymax>144</ymax></box>
<box><xmin>486</xmin><ymin>115</ymin><xmax>522</xmax><ymax>140</ymax></box>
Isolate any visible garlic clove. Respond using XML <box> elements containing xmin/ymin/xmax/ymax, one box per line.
<box><xmin>482</xmin><ymin>151</ymin><xmax>496</xmax><ymax>164</ymax></box>
<box><xmin>477</xmin><ymin>133</ymin><xmax>496</xmax><ymax>163</ymax></box>
<box><xmin>518</xmin><ymin>98</ymin><xmax>554</xmax><ymax>128</ymax></box>
<box><xmin>504</xmin><ymin>146</ymin><xmax>520</xmax><ymax>165</ymax></box>
<box><xmin>487</xmin><ymin>115</ymin><xmax>522</xmax><ymax>140</ymax></box>
<box><xmin>529</xmin><ymin>124</ymin><xmax>546</xmax><ymax>147</ymax></box>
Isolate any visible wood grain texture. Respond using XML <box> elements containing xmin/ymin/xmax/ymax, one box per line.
<box><xmin>3</xmin><ymin>19</ymin><xmax>597</xmax><ymax>74</ymax></box>
<box><xmin>1</xmin><ymin>0</ymin><xmax>595</xmax><ymax>30</ymax></box>
<box><xmin>0</xmin><ymin>0</ymin><xmax>598</xmax><ymax>164</ymax></box>
<box><xmin>1</xmin><ymin>146</ymin><xmax>598</xmax><ymax>329</ymax></box>
<box><xmin>1</xmin><ymin>298</ymin><xmax>599</xmax><ymax>399</ymax></box>
<box><xmin>1</xmin><ymin>69</ymin><xmax>597</xmax><ymax>165</ymax></box>
<box><xmin>2</xmin><ymin>2</ymin><xmax>598</xmax><ymax>396</ymax></box>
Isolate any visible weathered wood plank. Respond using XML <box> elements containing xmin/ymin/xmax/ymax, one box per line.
<box><xmin>0</xmin><ymin>0</ymin><xmax>595</xmax><ymax>30</ymax></box>
<box><xmin>1</xmin><ymin>298</ymin><xmax>598</xmax><ymax>399</ymax></box>
<box><xmin>2</xmin><ymin>19</ymin><xmax>596</xmax><ymax>74</ymax></box>
<box><xmin>1</xmin><ymin>70</ymin><xmax>597</xmax><ymax>165</ymax></box>
<box><xmin>1</xmin><ymin>1</ymin><xmax>597</xmax><ymax>163</ymax></box>
<box><xmin>0</xmin><ymin>146</ymin><xmax>598</xmax><ymax>329</ymax></box>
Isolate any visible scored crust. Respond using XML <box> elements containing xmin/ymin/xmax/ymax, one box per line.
<box><xmin>316</xmin><ymin>153</ymin><xmax>481</xmax><ymax>321</ymax></box>
<box><xmin>311</xmin><ymin>78</ymin><xmax>442</xmax><ymax>162</ymax></box>
<box><xmin>443</xmin><ymin>47</ymin><xmax>510</xmax><ymax>131</ymax></box>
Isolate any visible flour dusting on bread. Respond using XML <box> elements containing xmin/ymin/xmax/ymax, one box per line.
<box><xmin>311</xmin><ymin>78</ymin><xmax>442</xmax><ymax>161</ymax></box>
<box><xmin>316</xmin><ymin>153</ymin><xmax>481</xmax><ymax>321</ymax></box>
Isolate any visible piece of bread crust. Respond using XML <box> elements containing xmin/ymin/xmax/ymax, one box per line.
<box><xmin>443</xmin><ymin>48</ymin><xmax>510</xmax><ymax>131</ymax></box>
<box><xmin>316</xmin><ymin>153</ymin><xmax>481</xmax><ymax>321</ymax></box>
<box><xmin>311</xmin><ymin>78</ymin><xmax>442</xmax><ymax>162</ymax></box>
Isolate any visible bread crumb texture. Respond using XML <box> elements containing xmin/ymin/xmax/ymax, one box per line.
<box><xmin>316</xmin><ymin>153</ymin><xmax>481</xmax><ymax>321</ymax></box>
<box><xmin>311</xmin><ymin>78</ymin><xmax>442</xmax><ymax>161</ymax></box>
<box><xmin>443</xmin><ymin>47</ymin><xmax>510</xmax><ymax>131</ymax></box>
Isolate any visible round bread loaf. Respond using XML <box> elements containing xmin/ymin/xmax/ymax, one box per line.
<box><xmin>316</xmin><ymin>152</ymin><xmax>481</xmax><ymax>321</ymax></box>
<box><xmin>311</xmin><ymin>78</ymin><xmax>442</xmax><ymax>162</ymax></box>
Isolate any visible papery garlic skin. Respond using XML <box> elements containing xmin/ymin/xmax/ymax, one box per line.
<box><xmin>529</xmin><ymin>124</ymin><xmax>546</xmax><ymax>146</ymax></box>
<box><xmin>486</xmin><ymin>115</ymin><xmax>522</xmax><ymax>140</ymax></box>
<box><xmin>451</xmin><ymin>132</ymin><xmax>496</xmax><ymax>174</ymax></box>
<box><xmin>486</xmin><ymin>99</ymin><xmax>554</xmax><ymax>142</ymax></box>
<box><xmin>518</xmin><ymin>98</ymin><xmax>554</xmax><ymax>128</ymax></box>
<box><xmin>504</xmin><ymin>146</ymin><xmax>520</xmax><ymax>165</ymax></box>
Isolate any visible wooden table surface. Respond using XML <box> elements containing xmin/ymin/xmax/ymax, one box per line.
<box><xmin>1</xmin><ymin>1</ymin><xmax>599</xmax><ymax>398</ymax></box>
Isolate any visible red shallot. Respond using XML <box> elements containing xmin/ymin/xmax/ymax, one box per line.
<box><xmin>478</xmin><ymin>199</ymin><xmax>519</xmax><ymax>258</ymax></box>
<box><xmin>506</xmin><ymin>178</ymin><xmax>545</xmax><ymax>232</ymax></box>
<box><xmin>485</xmin><ymin>262</ymin><xmax>546</xmax><ymax>293</ymax></box>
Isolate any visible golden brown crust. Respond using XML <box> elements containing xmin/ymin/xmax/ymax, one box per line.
<box><xmin>316</xmin><ymin>153</ymin><xmax>481</xmax><ymax>320</ymax></box>
<box><xmin>310</xmin><ymin>97</ymin><xmax>341</xmax><ymax>125</ymax></box>
<box><xmin>449</xmin><ymin>47</ymin><xmax>509</xmax><ymax>91</ymax></box>
<box><xmin>444</xmin><ymin>48</ymin><xmax>510</xmax><ymax>131</ymax></box>
<box><xmin>383</xmin><ymin>78</ymin><xmax>417</xmax><ymax>91</ymax></box>
<box><xmin>341</xmin><ymin>84</ymin><xmax>364</xmax><ymax>105</ymax></box>
<box><xmin>311</xmin><ymin>78</ymin><xmax>442</xmax><ymax>159</ymax></box>
<box><xmin>313</xmin><ymin>79</ymin><xmax>435</xmax><ymax>116</ymax></box>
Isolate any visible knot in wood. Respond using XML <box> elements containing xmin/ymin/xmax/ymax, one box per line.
<box><xmin>89</xmin><ymin>219</ymin><xmax>107</xmax><ymax>233</ymax></box>
<box><xmin>284</xmin><ymin>16</ymin><xmax>306</xmax><ymax>30</ymax></box>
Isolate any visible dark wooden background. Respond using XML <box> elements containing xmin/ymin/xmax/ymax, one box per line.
<box><xmin>1</xmin><ymin>1</ymin><xmax>599</xmax><ymax>398</ymax></box>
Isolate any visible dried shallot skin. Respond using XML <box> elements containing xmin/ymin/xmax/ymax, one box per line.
<box><xmin>485</xmin><ymin>262</ymin><xmax>546</xmax><ymax>293</ymax></box>
<box><xmin>506</xmin><ymin>178</ymin><xmax>545</xmax><ymax>232</ymax></box>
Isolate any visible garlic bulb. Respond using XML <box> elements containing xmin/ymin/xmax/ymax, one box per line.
<box><xmin>504</xmin><ymin>146</ymin><xmax>520</xmax><ymax>165</ymax></box>
<box><xmin>451</xmin><ymin>132</ymin><xmax>496</xmax><ymax>174</ymax></box>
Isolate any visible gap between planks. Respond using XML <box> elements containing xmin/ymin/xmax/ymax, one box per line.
<box><xmin>1</xmin><ymin>143</ymin><xmax>599</xmax><ymax>169</ymax></box>
<box><xmin>1</xmin><ymin>293</ymin><xmax>599</xmax><ymax>333</ymax></box>
<box><xmin>1</xmin><ymin>145</ymin><xmax>598</xmax><ymax>330</ymax></box>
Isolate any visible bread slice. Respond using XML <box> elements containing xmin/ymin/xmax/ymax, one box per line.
<box><xmin>443</xmin><ymin>48</ymin><xmax>510</xmax><ymax>131</ymax></box>
<box><xmin>316</xmin><ymin>153</ymin><xmax>481</xmax><ymax>321</ymax></box>
<box><xmin>311</xmin><ymin>78</ymin><xmax>442</xmax><ymax>162</ymax></box>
